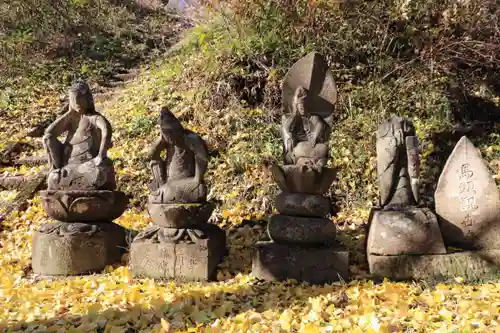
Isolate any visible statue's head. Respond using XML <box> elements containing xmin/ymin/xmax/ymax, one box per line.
<box><xmin>69</xmin><ymin>79</ymin><xmax>95</xmax><ymax>113</ymax></box>
<box><xmin>159</xmin><ymin>107</ymin><xmax>184</xmax><ymax>144</ymax></box>
<box><xmin>293</xmin><ymin>86</ymin><xmax>308</xmax><ymax>116</ymax></box>
<box><xmin>377</xmin><ymin>115</ymin><xmax>416</xmax><ymax>140</ymax></box>
<box><xmin>392</xmin><ymin>115</ymin><xmax>416</xmax><ymax>136</ymax></box>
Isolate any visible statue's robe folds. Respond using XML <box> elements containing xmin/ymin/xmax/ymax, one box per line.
<box><xmin>282</xmin><ymin>113</ymin><xmax>331</xmax><ymax>166</ymax></box>
<box><xmin>149</xmin><ymin>131</ymin><xmax>208</xmax><ymax>204</ymax></box>
<box><xmin>47</xmin><ymin>115</ymin><xmax>116</xmax><ymax>191</ymax></box>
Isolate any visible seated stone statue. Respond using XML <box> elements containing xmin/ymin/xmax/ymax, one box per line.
<box><xmin>281</xmin><ymin>86</ymin><xmax>332</xmax><ymax>167</ymax></box>
<box><xmin>148</xmin><ymin>107</ymin><xmax>209</xmax><ymax>203</ymax></box>
<box><xmin>43</xmin><ymin>80</ymin><xmax>116</xmax><ymax>191</ymax></box>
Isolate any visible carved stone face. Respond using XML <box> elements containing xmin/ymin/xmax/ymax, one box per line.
<box><xmin>296</xmin><ymin>101</ymin><xmax>306</xmax><ymax>116</ymax></box>
<box><xmin>293</xmin><ymin>87</ymin><xmax>308</xmax><ymax>116</ymax></box>
<box><xmin>69</xmin><ymin>92</ymin><xmax>88</xmax><ymax>113</ymax></box>
<box><xmin>159</xmin><ymin>107</ymin><xmax>184</xmax><ymax>145</ymax></box>
<box><xmin>69</xmin><ymin>80</ymin><xmax>93</xmax><ymax>113</ymax></box>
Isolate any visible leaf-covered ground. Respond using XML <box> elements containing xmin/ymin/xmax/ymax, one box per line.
<box><xmin>1</xmin><ymin>1</ymin><xmax>500</xmax><ymax>332</ymax></box>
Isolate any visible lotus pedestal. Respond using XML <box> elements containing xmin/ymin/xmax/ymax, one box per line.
<box><xmin>32</xmin><ymin>190</ymin><xmax>128</xmax><ymax>276</ymax></box>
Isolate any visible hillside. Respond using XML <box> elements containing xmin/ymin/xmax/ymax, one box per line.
<box><xmin>1</xmin><ymin>0</ymin><xmax>500</xmax><ymax>332</ymax></box>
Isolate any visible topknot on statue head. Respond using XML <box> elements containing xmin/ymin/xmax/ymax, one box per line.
<box><xmin>160</xmin><ymin>107</ymin><xmax>183</xmax><ymax>132</ymax></box>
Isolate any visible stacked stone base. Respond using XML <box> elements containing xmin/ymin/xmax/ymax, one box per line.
<box><xmin>130</xmin><ymin>224</ymin><xmax>225</xmax><ymax>281</ymax></box>
<box><xmin>369</xmin><ymin>250</ymin><xmax>500</xmax><ymax>281</ymax></box>
<box><xmin>32</xmin><ymin>221</ymin><xmax>126</xmax><ymax>276</ymax></box>
<box><xmin>252</xmin><ymin>188</ymin><xmax>348</xmax><ymax>284</ymax></box>
<box><xmin>253</xmin><ymin>241</ymin><xmax>349</xmax><ymax>284</ymax></box>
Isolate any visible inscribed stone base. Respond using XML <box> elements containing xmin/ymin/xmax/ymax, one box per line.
<box><xmin>252</xmin><ymin>241</ymin><xmax>349</xmax><ymax>284</ymax></box>
<box><xmin>368</xmin><ymin>250</ymin><xmax>500</xmax><ymax>281</ymax></box>
<box><xmin>129</xmin><ymin>224</ymin><xmax>226</xmax><ymax>281</ymax></box>
<box><xmin>32</xmin><ymin>222</ymin><xmax>126</xmax><ymax>276</ymax></box>
<box><xmin>366</xmin><ymin>207</ymin><xmax>446</xmax><ymax>255</ymax></box>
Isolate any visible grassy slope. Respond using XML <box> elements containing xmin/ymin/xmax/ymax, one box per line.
<box><xmin>1</xmin><ymin>0</ymin><xmax>500</xmax><ymax>332</ymax></box>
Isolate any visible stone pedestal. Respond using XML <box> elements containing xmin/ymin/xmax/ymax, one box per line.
<box><xmin>268</xmin><ymin>214</ymin><xmax>337</xmax><ymax>245</ymax></box>
<box><xmin>130</xmin><ymin>202</ymin><xmax>226</xmax><ymax>281</ymax></box>
<box><xmin>366</xmin><ymin>207</ymin><xmax>446</xmax><ymax>255</ymax></box>
<box><xmin>368</xmin><ymin>250</ymin><xmax>500</xmax><ymax>281</ymax></box>
<box><xmin>252</xmin><ymin>181</ymin><xmax>349</xmax><ymax>284</ymax></box>
<box><xmin>32</xmin><ymin>190</ymin><xmax>129</xmax><ymax>276</ymax></box>
<box><xmin>253</xmin><ymin>241</ymin><xmax>349</xmax><ymax>284</ymax></box>
<box><xmin>32</xmin><ymin>222</ymin><xmax>126</xmax><ymax>276</ymax></box>
<box><xmin>130</xmin><ymin>224</ymin><xmax>225</xmax><ymax>281</ymax></box>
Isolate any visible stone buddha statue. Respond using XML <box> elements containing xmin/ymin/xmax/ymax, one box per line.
<box><xmin>148</xmin><ymin>107</ymin><xmax>209</xmax><ymax>204</ymax></box>
<box><xmin>43</xmin><ymin>80</ymin><xmax>116</xmax><ymax>191</ymax></box>
<box><xmin>271</xmin><ymin>52</ymin><xmax>338</xmax><ymax>194</ymax></box>
<box><xmin>376</xmin><ymin>116</ymin><xmax>419</xmax><ymax>208</ymax></box>
<box><xmin>282</xmin><ymin>86</ymin><xmax>332</xmax><ymax>167</ymax></box>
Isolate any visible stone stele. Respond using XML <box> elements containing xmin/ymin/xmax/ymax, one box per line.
<box><xmin>435</xmin><ymin>136</ymin><xmax>500</xmax><ymax>249</ymax></box>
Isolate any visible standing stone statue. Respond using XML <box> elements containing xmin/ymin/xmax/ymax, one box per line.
<box><xmin>376</xmin><ymin>117</ymin><xmax>419</xmax><ymax>208</ymax></box>
<box><xmin>435</xmin><ymin>136</ymin><xmax>500</xmax><ymax>249</ymax></box>
<box><xmin>130</xmin><ymin>107</ymin><xmax>226</xmax><ymax>281</ymax></box>
<box><xmin>366</xmin><ymin>116</ymin><xmax>446</xmax><ymax>267</ymax></box>
<box><xmin>252</xmin><ymin>52</ymin><xmax>348</xmax><ymax>284</ymax></box>
<box><xmin>32</xmin><ymin>79</ymin><xmax>129</xmax><ymax>276</ymax></box>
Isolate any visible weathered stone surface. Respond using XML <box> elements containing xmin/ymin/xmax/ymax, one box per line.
<box><xmin>376</xmin><ymin>116</ymin><xmax>419</xmax><ymax>208</ymax></box>
<box><xmin>148</xmin><ymin>107</ymin><xmax>210</xmax><ymax>204</ymax></box>
<box><xmin>268</xmin><ymin>214</ymin><xmax>336</xmax><ymax>245</ymax></box>
<box><xmin>435</xmin><ymin>136</ymin><xmax>500</xmax><ymax>249</ymax></box>
<box><xmin>275</xmin><ymin>192</ymin><xmax>330</xmax><ymax>217</ymax></box>
<box><xmin>368</xmin><ymin>250</ymin><xmax>500</xmax><ymax>281</ymax></box>
<box><xmin>282</xmin><ymin>52</ymin><xmax>337</xmax><ymax>119</ymax></box>
<box><xmin>32</xmin><ymin>222</ymin><xmax>126</xmax><ymax>276</ymax></box>
<box><xmin>271</xmin><ymin>164</ymin><xmax>336</xmax><ymax>194</ymax></box>
<box><xmin>40</xmin><ymin>190</ymin><xmax>128</xmax><ymax>222</ymax></box>
<box><xmin>43</xmin><ymin>80</ymin><xmax>117</xmax><ymax>191</ymax></box>
<box><xmin>130</xmin><ymin>224</ymin><xmax>226</xmax><ymax>281</ymax></box>
<box><xmin>252</xmin><ymin>241</ymin><xmax>349</xmax><ymax>284</ymax></box>
<box><xmin>280</xmin><ymin>52</ymin><xmax>337</xmax><ymax>167</ymax></box>
<box><xmin>147</xmin><ymin>202</ymin><xmax>214</xmax><ymax>228</ymax></box>
<box><xmin>14</xmin><ymin>156</ymin><xmax>48</xmax><ymax>166</ymax></box>
<box><xmin>367</xmin><ymin>208</ymin><xmax>446</xmax><ymax>255</ymax></box>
